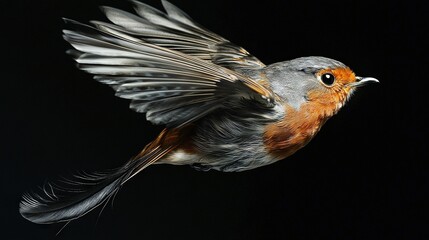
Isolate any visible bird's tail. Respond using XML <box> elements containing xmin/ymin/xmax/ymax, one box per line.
<box><xmin>19</xmin><ymin>130</ymin><xmax>177</xmax><ymax>224</ymax></box>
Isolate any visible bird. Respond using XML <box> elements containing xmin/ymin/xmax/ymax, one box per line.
<box><xmin>19</xmin><ymin>0</ymin><xmax>378</xmax><ymax>225</ymax></box>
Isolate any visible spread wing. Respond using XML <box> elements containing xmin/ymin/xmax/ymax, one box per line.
<box><xmin>92</xmin><ymin>0</ymin><xmax>266</xmax><ymax>73</ymax></box>
<box><xmin>63</xmin><ymin>16</ymin><xmax>275</xmax><ymax>128</ymax></box>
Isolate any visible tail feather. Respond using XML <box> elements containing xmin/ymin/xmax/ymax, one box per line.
<box><xmin>19</xmin><ymin>146</ymin><xmax>172</xmax><ymax>224</ymax></box>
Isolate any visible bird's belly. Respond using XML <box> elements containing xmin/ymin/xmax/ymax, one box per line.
<box><xmin>160</xmin><ymin>106</ymin><xmax>286</xmax><ymax>172</ymax></box>
<box><xmin>162</xmin><ymin>133</ymin><xmax>278</xmax><ymax>172</ymax></box>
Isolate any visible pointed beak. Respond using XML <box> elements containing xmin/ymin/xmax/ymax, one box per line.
<box><xmin>351</xmin><ymin>76</ymin><xmax>379</xmax><ymax>87</ymax></box>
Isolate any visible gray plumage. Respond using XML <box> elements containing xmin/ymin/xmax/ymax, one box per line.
<box><xmin>62</xmin><ymin>12</ymin><xmax>273</xmax><ymax>127</ymax></box>
<box><xmin>19</xmin><ymin>0</ymin><xmax>366</xmax><ymax>226</ymax></box>
<box><xmin>265</xmin><ymin>57</ymin><xmax>347</xmax><ymax>109</ymax></box>
<box><xmin>19</xmin><ymin>1</ymin><xmax>276</xmax><ymax>224</ymax></box>
<box><xmin>20</xmin><ymin>147</ymin><xmax>170</xmax><ymax>224</ymax></box>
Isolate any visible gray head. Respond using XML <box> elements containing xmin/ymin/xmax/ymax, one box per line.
<box><xmin>264</xmin><ymin>56</ymin><xmax>378</xmax><ymax>115</ymax></box>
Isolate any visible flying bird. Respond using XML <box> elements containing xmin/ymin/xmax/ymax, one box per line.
<box><xmin>19</xmin><ymin>0</ymin><xmax>378</xmax><ymax>224</ymax></box>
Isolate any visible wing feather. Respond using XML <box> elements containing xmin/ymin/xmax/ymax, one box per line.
<box><xmin>160</xmin><ymin>0</ymin><xmax>200</xmax><ymax>27</ymax></box>
<box><xmin>95</xmin><ymin>1</ymin><xmax>265</xmax><ymax>72</ymax></box>
<box><xmin>63</xmin><ymin>18</ymin><xmax>274</xmax><ymax>127</ymax></box>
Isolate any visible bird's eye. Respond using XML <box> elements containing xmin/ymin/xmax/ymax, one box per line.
<box><xmin>320</xmin><ymin>73</ymin><xmax>335</xmax><ymax>86</ymax></box>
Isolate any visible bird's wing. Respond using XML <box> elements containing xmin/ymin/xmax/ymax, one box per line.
<box><xmin>63</xmin><ymin>19</ymin><xmax>275</xmax><ymax>128</ymax></box>
<box><xmin>90</xmin><ymin>0</ymin><xmax>265</xmax><ymax>74</ymax></box>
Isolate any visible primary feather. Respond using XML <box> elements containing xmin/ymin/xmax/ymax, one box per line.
<box><xmin>99</xmin><ymin>0</ymin><xmax>265</xmax><ymax>71</ymax></box>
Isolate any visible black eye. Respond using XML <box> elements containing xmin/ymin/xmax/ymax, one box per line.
<box><xmin>321</xmin><ymin>73</ymin><xmax>335</xmax><ymax>86</ymax></box>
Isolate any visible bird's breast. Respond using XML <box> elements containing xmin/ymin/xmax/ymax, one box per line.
<box><xmin>263</xmin><ymin>103</ymin><xmax>328</xmax><ymax>160</ymax></box>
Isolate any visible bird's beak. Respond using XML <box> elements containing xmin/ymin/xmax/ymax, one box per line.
<box><xmin>350</xmin><ymin>76</ymin><xmax>379</xmax><ymax>87</ymax></box>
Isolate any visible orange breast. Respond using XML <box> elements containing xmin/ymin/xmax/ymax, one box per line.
<box><xmin>263</xmin><ymin>103</ymin><xmax>329</xmax><ymax>160</ymax></box>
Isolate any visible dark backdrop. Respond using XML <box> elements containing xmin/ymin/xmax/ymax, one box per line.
<box><xmin>2</xmin><ymin>0</ymin><xmax>427</xmax><ymax>239</ymax></box>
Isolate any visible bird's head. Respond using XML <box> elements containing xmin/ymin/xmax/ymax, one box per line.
<box><xmin>265</xmin><ymin>56</ymin><xmax>378</xmax><ymax>117</ymax></box>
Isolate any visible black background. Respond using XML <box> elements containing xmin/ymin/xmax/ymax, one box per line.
<box><xmin>2</xmin><ymin>0</ymin><xmax>427</xmax><ymax>239</ymax></box>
